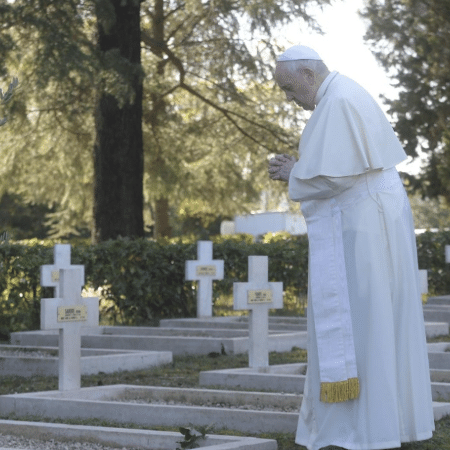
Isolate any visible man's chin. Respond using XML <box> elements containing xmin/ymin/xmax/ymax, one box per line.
<box><xmin>292</xmin><ymin>99</ymin><xmax>313</xmax><ymax>111</ymax></box>
<box><xmin>298</xmin><ymin>103</ymin><xmax>313</xmax><ymax>111</ymax></box>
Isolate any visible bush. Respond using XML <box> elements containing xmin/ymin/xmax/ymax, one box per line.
<box><xmin>84</xmin><ymin>238</ymin><xmax>198</xmax><ymax>325</ymax></box>
<box><xmin>0</xmin><ymin>240</ymin><xmax>54</xmax><ymax>336</ymax></box>
<box><xmin>0</xmin><ymin>229</ymin><xmax>448</xmax><ymax>335</ymax></box>
<box><xmin>416</xmin><ymin>230</ymin><xmax>450</xmax><ymax>295</ymax></box>
<box><xmin>0</xmin><ymin>235</ymin><xmax>309</xmax><ymax>334</ymax></box>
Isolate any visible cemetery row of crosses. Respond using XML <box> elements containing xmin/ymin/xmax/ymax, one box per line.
<box><xmin>43</xmin><ymin>241</ymin><xmax>284</xmax><ymax>390</ymax></box>
<box><xmin>2</xmin><ymin>239</ymin><xmax>450</xmax><ymax>447</ymax></box>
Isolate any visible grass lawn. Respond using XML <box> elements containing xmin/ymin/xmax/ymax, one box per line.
<box><xmin>0</xmin><ymin>345</ymin><xmax>449</xmax><ymax>450</ymax></box>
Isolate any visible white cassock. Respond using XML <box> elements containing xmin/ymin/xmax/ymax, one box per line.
<box><xmin>289</xmin><ymin>72</ymin><xmax>435</xmax><ymax>450</ymax></box>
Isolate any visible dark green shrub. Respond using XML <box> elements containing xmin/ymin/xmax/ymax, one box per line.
<box><xmin>84</xmin><ymin>238</ymin><xmax>198</xmax><ymax>325</ymax></box>
<box><xmin>0</xmin><ymin>240</ymin><xmax>54</xmax><ymax>336</ymax></box>
<box><xmin>416</xmin><ymin>230</ymin><xmax>450</xmax><ymax>295</ymax></box>
<box><xmin>1</xmin><ymin>229</ymin><xmax>449</xmax><ymax>334</ymax></box>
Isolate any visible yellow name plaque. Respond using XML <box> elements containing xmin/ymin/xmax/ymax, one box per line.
<box><xmin>196</xmin><ymin>265</ymin><xmax>217</xmax><ymax>276</ymax></box>
<box><xmin>57</xmin><ymin>305</ymin><xmax>87</xmax><ymax>323</ymax></box>
<box><xmin>51</xmin><ymin>270</ymin><xmax>60</xmax><ymax>282</ymax></box>
<box><xmin>247</xmin><ymin>290</ymin><xmax>273</xmax><ymax>304</ymax></box>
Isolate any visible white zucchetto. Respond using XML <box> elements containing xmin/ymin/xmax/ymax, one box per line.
<box><xmin>277</xmin><ymin>45</ymin><xmax>322</xmax><ymax>62</ymax></box>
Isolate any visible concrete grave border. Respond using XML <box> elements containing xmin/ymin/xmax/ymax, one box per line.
<box><xmin>0</xmin><ymin>345</ymin><xmax>172</xmax><ymax>377</ymax></box>
<box><xmin>200</xmin><ymin>362</ymin><xmax>450</xmax><ymax>405</ymax></box>
<box><xmin>0</xmin><ymin>420</ymin><xmax>277</xmax><ymax>450</ymax></box>
<box><xmin>0</xmin><ymin>385</ymin><xmax>301</xmax><ymax>434</ymax></box>
<box><xmin>11</xmin><ymin>328</ymin><xmax>308</xmax><ymax>356</ymax></box>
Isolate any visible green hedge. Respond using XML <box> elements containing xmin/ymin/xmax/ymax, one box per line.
<box><xmin>416</xmin><ymin>230</ymin><xmax>450</xmax><ymax>295</ymax></box>
<box><xmin>0</xmin><ymin>234</ymin><xmax>309</xmax><ymax>334</ymax></box>
<box><xmin>0</xmin><ymin>230</ymin><xmax>449</xmax><ymax>335</ymax></box>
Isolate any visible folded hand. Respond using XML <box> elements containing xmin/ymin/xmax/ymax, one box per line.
<box><xmin>268</xmin><ymin>154</ymin><xmax>297</xmax><ymax>182</ymax></box>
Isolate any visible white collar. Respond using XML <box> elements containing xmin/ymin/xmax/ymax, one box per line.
<box><xmin>314</xmin><ymin>71</ymin><xmax>339</xmax><ymax>106</ymax></box>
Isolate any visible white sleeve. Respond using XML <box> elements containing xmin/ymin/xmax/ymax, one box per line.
<box><xmin>288</xmin><ymin>172</ymin><xmax>360</xmax><ymax>201</ymax></box>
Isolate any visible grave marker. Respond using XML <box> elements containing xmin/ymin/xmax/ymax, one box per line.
<box><xmin>41</xmin><ymin>268</ymin><xmax>99</xmax><ymax>391</ymax></box>
<box><xmin>233</xmin><ymin>256</ymin><xmax>283</xmax><ymax>368</ymax></box>
<box><xmin>41</xmin><ymin>244</ymin><xmax>84</xmax><ymax>297</ymax></box>
<box><xmin>186</xmin><ymin>241</ymin><xmax>224</xmax><ymax>317</ymax></box>
<box><xmin>420</xmin><ymin>269</ymin><xmax>428</xmax><ymax>303</ymax></box>
<box><xmin>446</xmin><ymin>245</ymin><xmax>450</xmax><ymax>264</ymax></box>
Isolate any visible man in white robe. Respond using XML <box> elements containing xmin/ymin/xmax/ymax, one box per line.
<box><xmin>268</xmin><ymin>45</ymin><xmax>435</xmax><ymax>450</ymax></box>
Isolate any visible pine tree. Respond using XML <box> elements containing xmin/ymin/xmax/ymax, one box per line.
<box><xmin>362</xmin><ymin>0</ymin><xmax>450</xmax><ymax>204</ymax></box>
<box><xmin>0</xmin><ymin>0</ymin><xmax>328</xmax><ymax>239</ymax></box>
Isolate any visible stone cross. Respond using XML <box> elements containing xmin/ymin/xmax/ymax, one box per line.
<box><xmin>446</xmin><ymin>245</ymin><xmax>450</xmax><ymax>264</ymax></box>
<box><xmin>185</xmin><ymin>241</ymin><xmax>224</xmax><ymax>317</ymax></box>
<box><xmin>419</xmin><ymin>269</ymin><xmax>428</xmax><ymax>303</ymax></box>
<box><xmin>41</xmin><ymin>268</ymin><xmax>99</xmax><ymax>391</ymax></box>
<box><xmin>233</xmin><ymin>256</ymin><xmax>283</xmax><ymax>368</ymax></box>
<box><xmin>41</xmin><ymin>244</ymin><xmax>84</xmax><ymax>297</ymax></box>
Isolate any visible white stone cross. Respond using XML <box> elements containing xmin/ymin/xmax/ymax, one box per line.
<box><xmin>41</xmin><ymin>268</ymin><xmax>99</xmax><ymax>391</ymax></box>
<box><xmin>419</xmin><ymin>269</ymin><xmax>428</xmax><ymax>298</ymax></box>
<box><xmin>41</xmin><ymin>244</ymin><xmax>85</xmax><ymax>297</ymax></box>
<box><xmin>185</xmin><ymin>241</ymin><xmax>224</xmax><ymax>317</ymax></box>
<box><xmin>446</xmin><ymin>245</ymin><xmax>450</xmax><ymax>264</ymax></box>
<box><xmin>233</xmin><ymin>256</ymin><xmax>283</xmax><ymax>368</ymax></box>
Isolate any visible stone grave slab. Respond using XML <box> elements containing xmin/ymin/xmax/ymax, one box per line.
<box><xmin>427</xmin><ymin>342</ymin><xmax>450</xmax><ymax>352</ymax></box>
<box><xmin>423</xmin><ymin>304</ymin><xmax>450</xmax><ymax>327</ymax></box>
<box><xmin>427</xmin><ymin>295</ymin><xmax>450</xmax><ymax>306</ymax></box>
<box><xmin>161</xmin><ymin>316</ymin><xmax>448</xmax><ymax>338</ymax></box>
<box><xmin>424</xmin><ymin>321</ymin><xmax>449</xmax><ymax>338</ymax></box>
<box><xmin>0</xmin><ymin>420</ymin><xmax>276</xmax><ymax>450</ymax></box>
<box><xmin>0</xmin><ymin>345</ymin><xmax>172</xmax><ymax>377</ymax></box>
<box><xmin>159</xmin><ymin>316</ymin><xmax>308</xmax><ymax>332</ymax></box>
<box><xmin>159</xmin><ymin>315</ymin><xmax>446</xmax><ymax>338</ymax></box>
<box><xmin>11</xmin><ymin>327</ymin><xmax>308</xmax><ymax>356</ymax></box>
<box><xmin>199</xmin><ymin>358</ymin><xmax>450</xmax><ymax>405</ymax></box>
<box><xmin>428</xmin><ymin>349</ymin><xmax>450</xmax><ymax>370</ymax></box>
<box><xmin>1</xmin><ymin>384</ymin><xmax>449</xmax><ymax>434</ymax></box>
<box><xmin>0</xmin><ymin>385</ymin><xmax>301</xmax><ymax>434</ymax></box>
<box><xmin>200</xmin><ymin>363</ymin><xmax>308</xmax><ymax>393</ymax></box>
<box><xmin>11</xmin><ymin>317</ymin><xmax>445</xmax><ymax>357</ymax></box>
<box><xmin>186</xmin><ymin>241</ymin><xmax>224</xmax><ymax>317</ymax></box>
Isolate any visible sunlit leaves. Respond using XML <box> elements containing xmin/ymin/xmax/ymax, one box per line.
<box><xmin>0</xmin><ymin>76</ymin><xmax>18</xmax><ymax>126</ymax></box>
<box><xmin>0</xmin><ymin>0</ymin><xmax>322</xmax><ymax>237</ymax></box>
<box><xmin>362</xmin><ymin>0</ymin><xmax>450</xmax><ymax>203</ymax></box>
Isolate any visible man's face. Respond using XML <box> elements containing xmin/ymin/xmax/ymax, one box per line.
<box><xmin>274</xmin><ymin>62</ymin><xmax>315</xmax><ymax>111</ymax></box>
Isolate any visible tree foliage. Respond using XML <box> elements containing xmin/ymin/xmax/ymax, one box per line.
<box><xmin>409</xmin><ymin>193</ymin><xmax>450</xmax><ymax>230</ymax></box>
<box><xmin>0</xmin><ymin>0</ymin><xmax>329</xmax><ymax>238</ymax></box>
<box><xmin>0</xmin><ymin>193</ymin><xmax>53</xmax><ymax>239</ymax></box>
<box><xmin>361</xmin><ymin>0</ymin><xmax>450</xmax><ymax>203</ymax></box>
<box><xmin>0</xmin><ymin>77</ymin><xmax>18</xmax><ymax>126</ymax></box>
<box><xmin>0</xmin><ymin>0</ymin><xmax>97</xmax><ymax>236</ymax></box>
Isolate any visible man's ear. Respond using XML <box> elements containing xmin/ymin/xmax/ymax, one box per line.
<box><xmin>302</xmin><ymin>68</ymin><xmax>315</xmax><ymax>85</ymax></box>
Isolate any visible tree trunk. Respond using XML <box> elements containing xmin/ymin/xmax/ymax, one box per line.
<box><xmin>149</xmin><ymin>0</ymin><xmax>172</xmax><ymax>238</ymax></box>
<box><xmin>93</xmin><ymin>0</ymin><xmax>144</xmax><ymax>243</ymax></box>
<box><xmin>154</xmin><ymin>197</ymin><xmax>172</xmax><ymax>238</ymax></box>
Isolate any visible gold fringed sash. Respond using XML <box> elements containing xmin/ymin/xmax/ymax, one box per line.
<box><xmin>320</xmin><ymin>377</ymin><xmax>360</xmax><ymax>403</ymax></box>
<box><xmin>302</xmin><ymin>197</ymin><xmax>360</xmax><ymax>404</ymax></box>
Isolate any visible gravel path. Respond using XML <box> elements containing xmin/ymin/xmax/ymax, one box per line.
<box><xmin>0</xmin><ymin>434</ymin><xmax>147</xmax><ymax>450</ymax></box>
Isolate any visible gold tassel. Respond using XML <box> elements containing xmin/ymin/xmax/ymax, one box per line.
<box><xmin>320</xmin><ymin>377</ymin><xmax>360</xmax><ymax>403</ymax></box>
